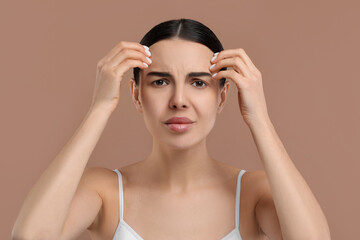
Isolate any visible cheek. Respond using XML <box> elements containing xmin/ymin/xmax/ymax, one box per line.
<box><xmin>192</xmin><ymin>94</ymin><xmax>219</xmax><ymax>133</ymax></box>
<box><xmin>195</xmin><ymin>92</ymin><xmax>219</xmax><ymax>115</ymax></box>
<box><xmin>140</xmin><ymin>91</ymin><xmax>165</xmax><ymax>124</ymax></box>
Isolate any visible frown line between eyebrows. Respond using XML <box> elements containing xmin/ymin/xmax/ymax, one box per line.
<box><xmin>146</xmin><ymin>71</ymin><xmax>212</xmax><ymax>79</ymax></box>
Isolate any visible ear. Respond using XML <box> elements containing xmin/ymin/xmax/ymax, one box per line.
<box><xmin>217</xmin><ymin>80</ymin><xmax>230</xmax><ymax>114</ymax></box>
<box><xmin>130</xmin><ymin>77</ymin><xmax>143</xmax><ymax>113</ymax></box>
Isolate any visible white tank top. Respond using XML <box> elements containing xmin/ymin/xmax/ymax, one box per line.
<box><xmin>112</xmin><ymin>168</ymin><xmax>246</xmax><ymax>240</ymax></box>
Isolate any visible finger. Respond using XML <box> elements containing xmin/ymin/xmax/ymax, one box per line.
<box><xmin>108</xmin><ymin>48</ymin><xmax>152</xmax><ymax>68</ymax></box>
<box><xmin>237</xmin><ymin>49</ymin><xmax>257</xmax><ymax>72</ymax></box>
<box><xmin>211</xmin><ymin>48</ymin><xmax>257</xmax><ymax>72</ymax></box>
<box><xmin>113</xmin><ymin>59</ymin><xmax>149</xmax><ymax>77</ymax></box>
<box><xmin>210</xmin><ymin>57</ymin><xmax>250</xmax><ymax>78</ymax></box>
<box><xmin>212</xmin><ymin>69</ymin><xmax>246</xmax><ymax>90</ymax></box>
<box><xmin>98</xmin><ymin>41</ymin><xmax>150</xmax><ymax>68</ymax></box>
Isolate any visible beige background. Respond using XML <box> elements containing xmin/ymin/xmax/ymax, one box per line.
<box><xmin>1</xmin><ymin>0</ymin><xmax>359</xmax><ymax>239</ymax></box>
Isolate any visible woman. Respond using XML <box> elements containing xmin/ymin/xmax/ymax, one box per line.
<box><xmin>12</xmin><ymin>18</ymin><xmax>330</xmax><ymax>240</ymax></box>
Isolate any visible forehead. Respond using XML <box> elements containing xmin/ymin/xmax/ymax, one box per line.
<box><xmin>145</xmin><ymin>39</ymin><xmax>214</xmax><ymax>73</ymax></box>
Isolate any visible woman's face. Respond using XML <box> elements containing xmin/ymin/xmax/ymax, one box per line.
<box><xmin>130</xmin><ymin>38</ymin><xmax>230</xmax><ymax>149</ymax></box>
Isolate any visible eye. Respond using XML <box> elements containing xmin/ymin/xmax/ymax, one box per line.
<box><xmin>151</xmin><ymin>79</ymin><xmax>208</xmax><ymax>88</ymax></box>
<box><xmin>192</xmin><ymin>80</ymin><xmax>207</xmax><ymax>88</ymax></box>
<box><xmin>151</xmin><ymin>79</ymin><xmax>168</xmax><ymax>86</ymax></box>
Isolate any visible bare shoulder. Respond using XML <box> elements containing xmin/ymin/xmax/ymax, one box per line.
<box><xmin>247</xmin><ymin>170</ymin><xmax>271</xmax><ymax>196</ymax></box>
<box><xmin>218</xmin><ymin>162</ymin><xmax>267</xmax><ymax>202</ymax></box>
<box><xmin>241</xmin><ymin>169</ymin><xmax>269</xmax><ymax>199</ymax></box>
<box><xmin>82</xmin><ymin>166</ymin><xmax>119</xmax><ymax>196</ymax></box>
<box><xmin>225</xmin><ymin>166</ymin><xmax>269</xmax><ymax>208</ymax></box>
<box><xmin>220</xmin><ymin>166</ymin><xmax>269</xmax><ymax>237</ymax></box>
<box><xmin>83</xmin><ymin>165</ymin><xmax>139</xmax><ymax>195</ymax></box>
<box><xmin>243</xmin><ymin>169</ymin><xmax>267</xmax><ymax>184</ymax></box>
<box><xmin>83</xmin><ymin>166</ymin><xmax>115</xmax><ymax>181</ymax></box>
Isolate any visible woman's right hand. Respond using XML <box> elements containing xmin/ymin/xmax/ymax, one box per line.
<box><xmin>90</xmin><ymin>41</ymin><xmax>152</xmax><ymax>113</ymax></box>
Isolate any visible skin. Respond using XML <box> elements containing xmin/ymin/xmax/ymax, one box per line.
<box><xmin>87</xmin><ymin>38</ymin><xmax>269</xmax><ymax>239</ymax></box>
<box><xmin>88</xmin><ymin>38</ymin><xmax>330</xmax><ymax>239</ymax></box>
<box><xmin>12</xmin><ymin>38</ymin><xmax>329</xmax><ymax>239</ymax></box>
<box><xmin>129</xmin><ymin>38</ymin><xmax>231</xmax><ymax>192</ymax></box>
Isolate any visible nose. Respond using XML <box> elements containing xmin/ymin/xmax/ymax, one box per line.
<box><xmin>169</xmin><ymin>86</ymin><xmax>189</xmax><ymax>109</ymax></box>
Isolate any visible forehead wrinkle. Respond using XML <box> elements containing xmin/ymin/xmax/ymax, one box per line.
<box><xmin>146</xmin><ymin>71</ymin><xmax>212</xmax><ymax>79</ymax></box>
<box><xmin>144</xmin><ymin>60</ymin><xmax>211</xmax><ymax>79</ymax></box>
<box><xmin>141</xmin><ymin>41</ymin><xmax>214</xmax><ymax>81</ymax></box>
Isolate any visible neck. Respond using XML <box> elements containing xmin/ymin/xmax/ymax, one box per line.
<box><xmin>142</xmin><ymin>137</ymin><xmax>219</xmax><ymax>193</ymax></box>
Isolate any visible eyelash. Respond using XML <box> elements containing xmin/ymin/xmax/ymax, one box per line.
<box><xmin>151</xmin><ymin>79</ymin><xmax>208</xmax><ymax>88</ymax></box>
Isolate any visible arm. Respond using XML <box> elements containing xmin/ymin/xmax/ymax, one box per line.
<box><xmin>249</xmin><ymin>118</ymin><xmax>331</xmax><ymax>240</ymax></box>
<box><xmin>11</xmin><ymin>106</ymin><xmax>112</xmax><ymax>239</ymax></box>
<box><xmin>209</xmin><ymin>47</ymin><xmax>330</xmax><ymax>240</ymax></box>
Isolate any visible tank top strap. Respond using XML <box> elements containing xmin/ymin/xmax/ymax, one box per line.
<box><xmin>113</xmin><ymin>169</ymin><xmax>124</xmax><ymax>221</ymax></box>
<box><xmin>235</xmin><ymin>169</ymin><xmax>247</xmax><ymax>228</ymax></box>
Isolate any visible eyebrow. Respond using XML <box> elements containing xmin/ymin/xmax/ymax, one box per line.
<box><xmin>146</xmin><ymin>71</ymin><xmax>212</xmax><ymax>79</ymax></box>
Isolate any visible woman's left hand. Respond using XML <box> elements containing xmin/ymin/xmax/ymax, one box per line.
<box><xmin>210</xmin><ymin>48</ymin><xmax>270</xmax><ymax>127</ymax></box>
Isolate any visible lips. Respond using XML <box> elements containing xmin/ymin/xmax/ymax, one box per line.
<box><xmin>165</xmin><ymin>116</ymin><xmax>194</xmax><ymax>124</ymax></box>
<box><xmin>165</xmin><ymin>122</ymin><xmax>193</xmax><ymax>133</ymax></box>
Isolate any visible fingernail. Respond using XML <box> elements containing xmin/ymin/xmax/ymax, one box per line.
<box><xmin>143</xmin><ymin>45</ymin><xmax>151</xmax><ymax>56</ymax></box>
<box><xmin>209</xmin><ymin>63</ymin><xmax>216</xmax><ymax>70</ymax></box>
<box><xmin>211</xmin><ymin>52</ymin><xmax>219</xmax><ymax>62</ymax></box>
<box><xmin>143</xmin><ymin>62</ymin><xmax>148</xmax><ymax>67</ymax></box>
<box><xmin>146</xmin><ymin>57</ymin><xmax>152</xmax><ymax>64</ymax></box>
<box><xmin>212</xmin><ymin>72</ymin><xmax>217</xmax><ymax>77</ymax></box>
